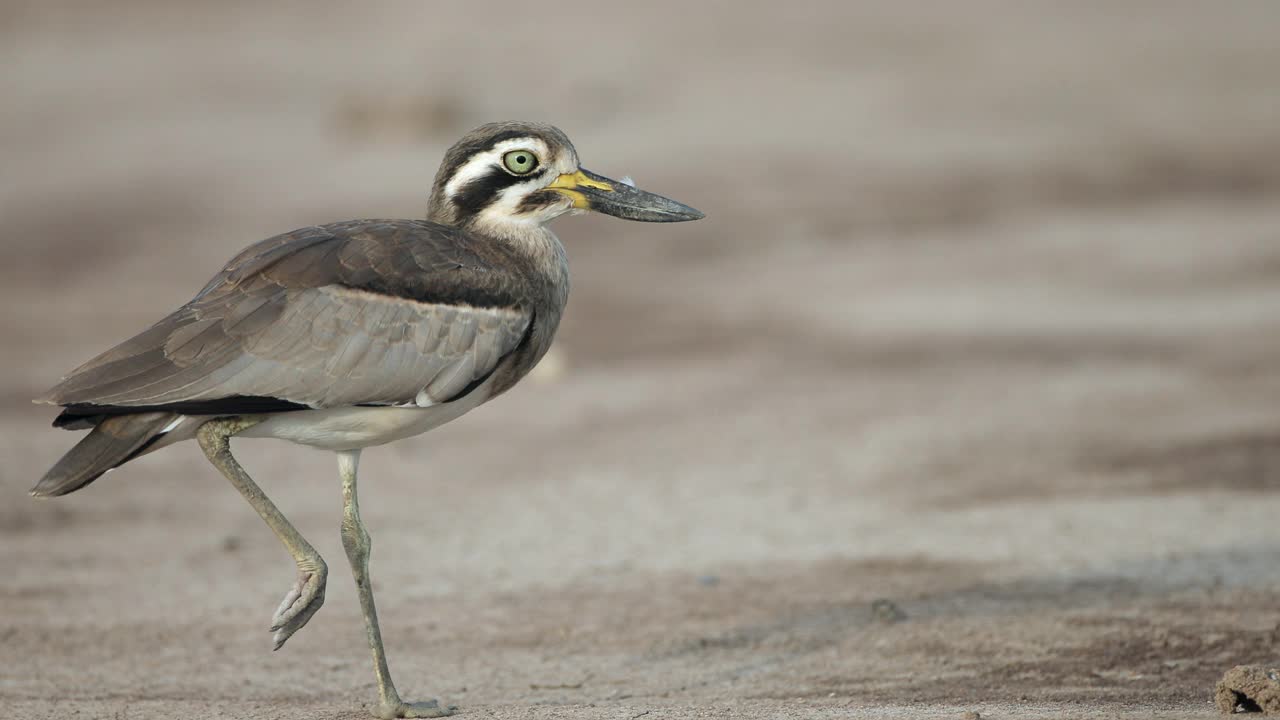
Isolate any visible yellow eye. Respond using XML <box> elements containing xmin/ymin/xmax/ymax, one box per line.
<box><xmin>502</xmin><ymin>150</ymin><xmax>538</xmax><ymax>175</ymax></box>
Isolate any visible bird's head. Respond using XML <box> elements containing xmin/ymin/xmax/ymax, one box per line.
<box><xmin>427</xmin><ymin>121</ymin><xmax>703</xmax><ymax>237</ymax></box>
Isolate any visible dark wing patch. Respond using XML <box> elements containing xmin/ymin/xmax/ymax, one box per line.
<box><xmin>54</xmin><ymin>396</ymin><xmax>309</xmax><ymax>428</ymax></box>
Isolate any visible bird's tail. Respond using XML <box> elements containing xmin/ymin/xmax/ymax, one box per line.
<box><xmin>31</xmin><ymin>412</ymin><xmax>178</xmax><ymax>497</ymax></box>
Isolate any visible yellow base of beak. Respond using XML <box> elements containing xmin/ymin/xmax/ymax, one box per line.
<box><xmin>546</xmin><ymin>170</ymin><xmax>614</xmax><ymax>209</ymax></box>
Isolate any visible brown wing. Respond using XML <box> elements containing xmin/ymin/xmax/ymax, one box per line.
<box><xmin>40</xmin><ymin>220</ymin><xmax>533</xmax><ymax>411</ymax></box>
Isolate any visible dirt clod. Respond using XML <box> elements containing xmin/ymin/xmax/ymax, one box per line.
<box><xmin>1215</xmin><ymin>665</ymin><xmax>1280</xmax><ymax>714</ymax></box>
<box><xmin>871</xmin><ymin>598</ymin><xmax>907</xmax><ymax>624</ymax></box>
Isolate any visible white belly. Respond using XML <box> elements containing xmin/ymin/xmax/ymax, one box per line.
<box><xmin>237</xmin><ymin>385</ymin><xmax>493</xmax><ymax>451</ymax></box>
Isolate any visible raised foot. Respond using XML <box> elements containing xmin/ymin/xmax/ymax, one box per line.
<box><xmin>375</xmin><ymin>699</ymin><xmax>457</xmax><ymax>719</ymax></box>
<box><xmin>270</xmin><ymin>563</ymin><xmax>327</xmax><ymax>650</ymax></box>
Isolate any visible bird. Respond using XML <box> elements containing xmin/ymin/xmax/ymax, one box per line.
<box><xmin>31</xmin><ymin>121</ymin><xmax>703</xmax><ymax>719</ymax></box>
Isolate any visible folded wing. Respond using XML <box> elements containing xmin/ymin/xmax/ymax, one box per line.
<box><xmin>40</xmin><ymin>221</ymin><xmax>532</xmax><ymax>412</ymax></box>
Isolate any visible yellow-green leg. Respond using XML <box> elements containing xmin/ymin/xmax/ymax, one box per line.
<box><xmin>197</xmin><ymin>417</ymin><xmax>328</xmax><ymax>650</ymax></box>
<box><xmin>339</xmin><ymin>450</ymin><xmax>455</xmax><ymax>719</ymax></box>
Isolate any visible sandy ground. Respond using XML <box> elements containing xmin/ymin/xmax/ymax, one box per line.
<box><xmin>3</xmin><ymin>2</ymin><xmax>1280</xmax><ymax>718</ymax></box>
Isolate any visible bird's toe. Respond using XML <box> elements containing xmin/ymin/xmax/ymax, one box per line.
<box><xmin>270</xmin><ymin>564</ymin><xmax>327</xmax><ymax>649</ymax></box>
<box><xmin>376</xmin><ymin>698</ymin><xmax>457</xmax><ymax>719</ymax></box>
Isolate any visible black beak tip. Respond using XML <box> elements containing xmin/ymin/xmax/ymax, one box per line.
<box><xmin>577</xmin><ymin>168</ymin><xmax>706</xmax><ymax>223</ymax></box>
<box><xmin>639</xmin><ymin>204</ymin><xmax>704</xmax><ymax>223</ymax></box>
<box><xmin>652</xmin><ymin>199</ymin><xmax>705</xmax><ymax>223</ymax></box>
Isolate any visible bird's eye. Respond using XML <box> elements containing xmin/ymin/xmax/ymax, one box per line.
<box><xmin>502</xmin><ymin>150</ymin><xmax>538</xmax><ymax>175</ymax></box>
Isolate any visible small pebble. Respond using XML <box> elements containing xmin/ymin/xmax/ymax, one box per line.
<box><xmin>871</xmin><ymin>598</ymin><xmax>907</xmax><ymax>623</ymax></box>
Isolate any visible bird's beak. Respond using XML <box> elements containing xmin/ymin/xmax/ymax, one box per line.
<box><xmin>545</xmin><ymin>169</ymin><xmax>704</xmax><ymax>222</ymax></box>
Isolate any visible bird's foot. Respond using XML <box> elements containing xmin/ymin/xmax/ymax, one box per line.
<box><xmin>270</xmin><ymin>562</ymin><xmax>327</xmax><ymax>650</ymax></box>
<box><xmin>375</xmin><ymin>698</ymin><xmax>457</xmax><ymax>719</ymax></box>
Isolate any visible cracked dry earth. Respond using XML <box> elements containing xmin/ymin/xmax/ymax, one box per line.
<box><xmin>3</xmin><ymin>3</ymin><xmax>1280</xmax><ymax>719</ymax></box>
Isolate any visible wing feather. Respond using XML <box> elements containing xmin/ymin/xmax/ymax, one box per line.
<box><xmin>41</xmin><ymin>221</ymin><xmax>534</xmax><ymax>410</ymax></box>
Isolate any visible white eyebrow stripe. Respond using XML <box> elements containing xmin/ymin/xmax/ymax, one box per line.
<box><xmin>444</xmin><ymin>138</ymin><xmax>550</xmax><ymax>198</ymax></box>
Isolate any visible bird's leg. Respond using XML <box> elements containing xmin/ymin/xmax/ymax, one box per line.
<box><xmin>197</xmin><ymin>417</ymin><xmax>327</xmax><ymax>650</ymax></box>
<box><xmin>338</xmin><ymin>450</ymin><xmax>455</xmax><ymax>719</ymax></box>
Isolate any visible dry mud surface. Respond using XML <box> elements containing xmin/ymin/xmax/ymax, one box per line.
<box><xmin>3</xmin><ymin>3</ymin><xmax>1280</xmax><ymax>719</ymax></box>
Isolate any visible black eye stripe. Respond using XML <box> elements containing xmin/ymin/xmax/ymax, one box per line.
<box><xmin>452</xmin><ymin>166</ymin><xmax>550</xmax><ymax>219</ymax></box>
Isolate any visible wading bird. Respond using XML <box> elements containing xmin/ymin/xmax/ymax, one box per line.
<box><xmin>32</xmin><ymin>121</ymin><xmax>703</xmax><ymax>718</ymax></box>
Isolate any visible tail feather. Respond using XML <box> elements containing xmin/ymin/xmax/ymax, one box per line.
<box><xmin>32</xmin><ymin>412</ymin><xmax>177</xmax><ymax>497</ymax></box>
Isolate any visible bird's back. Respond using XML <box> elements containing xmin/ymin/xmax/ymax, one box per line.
<box><xmin>40</xmin><ymin>218</ymin><xmax>564</xmax><ymax>424</ymax></box>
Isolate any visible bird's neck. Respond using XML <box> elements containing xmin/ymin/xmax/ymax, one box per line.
<box><xmin>481</xmin><ymin>222</ymin><xmax>570</xmax><ymax>383</ymax></box>
<box><xmin>425</xmin><ymin>190</ymin><xmax>455</xmax><ymax>226</ymax></box>
<box><xmin>500</xmin><ymin>223</ymin><xmax>569</xmax><ymax>308</ymax></box>
<box><xmin>469</xmin><ymin>219</ymin><xmax>570</xmax><ymax>308</ymax></box>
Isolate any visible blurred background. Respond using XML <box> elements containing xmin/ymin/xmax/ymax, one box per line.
<box><xmin>3</xmin><ymin>2</ymin><xmax>1280</xmax><ymax>718</ymax></box>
